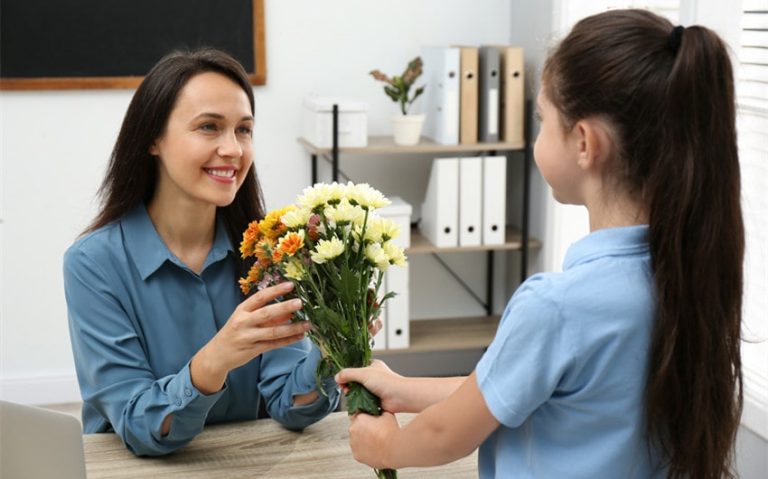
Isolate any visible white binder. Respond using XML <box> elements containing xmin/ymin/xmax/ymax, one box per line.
<box><xmin>459</xmin><ymin>157</ymin><xmax>483</xmax><ymax>246</ymax></box>
<box><xmin>421</xmin><ymin>46</ymin><xmax>460</xmax><ymax>145</ymax></box>
<box><xmin>385</xmin><ymin>264</ymin><xmax>410</xmax><ymax>349</ymax></box>
<box><xmin>420</xmin><ymin>158</ymin><xmax>459</xmax><ymax>247</ymax></box>
<box><xmin>482</xmin><ymin>156</ymin><xmax>507</xmax><ymax>245</ymax></box>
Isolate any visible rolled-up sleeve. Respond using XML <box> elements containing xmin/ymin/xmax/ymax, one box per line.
<box><xmin>64</xmin><ymin>247</ymin><xmax>222</xmax><ymax>456</ymax></box>
<box><xmin>258</xmin><ymin>338</ymin><xmax>339</xmax><ymax>430</ymax></box>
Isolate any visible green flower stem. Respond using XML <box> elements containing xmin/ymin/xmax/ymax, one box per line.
<box><xmin>345</xmin><ymin>383</ymin><xmax>397</xmax><ymax>479</ymax></box>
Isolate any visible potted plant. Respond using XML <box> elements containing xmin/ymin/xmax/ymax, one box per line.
<box><xmin>370</xmin><ymin>57</ymin><xmax>426</xmax><ymax>146</ymax></box>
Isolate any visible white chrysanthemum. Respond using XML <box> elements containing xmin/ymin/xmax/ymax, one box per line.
<box><xmin>281</xmin><ymin>207</ymin><xmax>312</xmax><ymax>229</ymax></box>
<box><xmin>347</xmin><ymin>182</ymin><xmax>391</xmax><ymax>210</ymax></box>
<box><xmin>284</xmin><ymin>258</ymin><xmax>306</xmax><ymax>280</ymax></box>
<box><xmin>365</xmin><ymin>243</ymin><xmax>390</xmax><ymax>271</ymax></box>
<box><xmin>363</xmin><ymin>217</ymin><xmax>385</xmax><ymax>243</ymax></box>
<box><xmin>383</xmin><ymin>241</ymin><xmax>407</xmax><ymax>267</ymax></box>
<box><xmin>378</xmin><ymin>218</ymin><xmax>401</xmax><ymax>242</ymax></box>
<box><xmin>311</xmin><ymin>236</ymin><xmax>345</xmax><ymax>264</ymax></box>
<box><xmin>298</xmin><ymin>183</ymin><xmax>346</xmax><ymax>210</ymax></box>
<box><xmin>325</xmin><ymin>198</ymin><xmax>366</xmax><ymax>225</ymax></box>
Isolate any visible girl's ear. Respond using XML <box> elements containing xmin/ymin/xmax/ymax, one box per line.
<box><xmin>574</xmin><ymin>118</ymin><xmax>615</xmax><ymax>171</ymax></box>
<box><xmin>149</xmin><ymin>142</ymin><xmax>159</xmax><ymax>156</ymax></box>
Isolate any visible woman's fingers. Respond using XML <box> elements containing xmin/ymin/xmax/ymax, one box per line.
<box><xmin>251</xmin><ymin>320</ymin><xmax>310</xmax><ymax>344</ymax></box>
<box><xmin>249</xmin><ymin>298</ymin><xmax>303</xmax><ymax>326</ymax></box>
<box><xmin>240</xmin><ymin>281</ymin><xmax>295</xmax><ymax>312</ymax></box>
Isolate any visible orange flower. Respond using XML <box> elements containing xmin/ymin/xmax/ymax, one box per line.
<box><xmin>254</xmin><ymin>239</ymin><xmax>275</xmax><ymax>266</ymax></box>
<box><xmin>278</xmin><ymin>231</ymin><xmax>305</xmax><ymax>257</ymax></box>
<box><xmin>240</xmin><ymin>220</ymin><xmax>262</xmax><ymax>258</ymax></box>
<box><xmin>239</xmin><ymin>262</ymin><xmax>262</xmax><ymax>295</ymax></box>
<box><xmin>308</xmin><ymin>226</ymin><xmax>321</xmax><ymax>242</ymax></box>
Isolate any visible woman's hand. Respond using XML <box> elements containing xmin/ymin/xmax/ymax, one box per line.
<box><xmin>348</xmin><ymin>411</ymin><xmax>399</xmax><ymax>469</ymax></box>
<box><xmin>335</xmin><ymin>360</ymin><xmax>409</xmax><ymax>413</ymax></box>
<box><xmin>191</xmin><ymin>282</ymin><xmax>310</xmax><ymax>394</ymax></box>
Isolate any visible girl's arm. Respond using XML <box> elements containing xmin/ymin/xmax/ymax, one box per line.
<box><xmin>348</xmin><ymin>371</ymin><xmax>499</xmax><ymax>469</ymax></box>
<box><xmin>335</xmin><ymin>360</ymin><xmax>465</xmax><ymax>413</ymax></box>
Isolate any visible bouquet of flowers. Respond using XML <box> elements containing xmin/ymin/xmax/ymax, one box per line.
<box><xmin>239</xmin><ymin>182</ymin><xmax>407</xmax><ymax>479</ymax></box>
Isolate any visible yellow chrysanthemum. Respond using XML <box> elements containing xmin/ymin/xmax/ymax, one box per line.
<box><xmin>383</xmin><ymin>241</ymin><xmax>407</xmax><ymax>267</ymax></box>
<box><xmin>347</xmin><ymin>182</ymin><xmax>390</xmax><ymax>210</ymax></box>
<box><xmin>311</xmin><ymin>236</ymin><xmax>345</xmax><ymax>264</ymax></box>
<box><xmin>284</xmin><ymin>258</ymin><xmax>306</xmax><ymax>280</ymax></box>
<box><xmin>260</xmin><ymin>205</ymin><xmax>294</xmax><ymax>240</ymax></box>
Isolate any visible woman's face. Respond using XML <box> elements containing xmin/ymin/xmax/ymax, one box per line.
<box><xmin>150</xmin><ymin>71</ymin><xmax>254</xmax><ymax>209</ymax></box>
<box><xmin>533</xmin><ymin>88</ymin><xmax>584</xmax><ymax>205</ymax></box>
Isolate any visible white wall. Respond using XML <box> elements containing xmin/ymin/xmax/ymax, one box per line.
<box><xmin>0</xmin><ymin>0</ymin><xmax>513</xmax><ymax>404</ymax></box>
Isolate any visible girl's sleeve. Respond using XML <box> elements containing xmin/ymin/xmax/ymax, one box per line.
<box><xmin>475</xmin><ymin>277</ymin><xmax>575</xmax><ymax>428</ymax></box>
<box><xmin>64</xmin><ymin>247</ymin><xmax>223</xmax><ymax>456</ymax></box>
<box><xmin>257</xmin><ymin>339</ymin><xmax>340</xmax><ymax>430</ymax></box>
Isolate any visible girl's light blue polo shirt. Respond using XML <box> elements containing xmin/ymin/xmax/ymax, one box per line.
<box><xmin>476</xmin><ymin>225</ymin><xmax>664</xmax><ymax>478</ymax></box>
<box><xmin>63</xmin><ymin>205</ymin><xmax>339</xmax><ymax>456</ymax></box>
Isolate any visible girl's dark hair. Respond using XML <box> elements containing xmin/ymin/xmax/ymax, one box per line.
<box><xmin>85</xmin><ymin>48</ymin><xmax>265</xmax><ymax>275</ymax></box>
<box><xmin>543</xmin><ymin>9</ymin><xmax>743</xmax><ymax>478</ymax></box>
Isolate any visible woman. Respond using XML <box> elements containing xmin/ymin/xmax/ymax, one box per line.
<box><xmin>64</xmin><ymin>49</ymin><xmax>340</xmax><ymax>456</ymax></box>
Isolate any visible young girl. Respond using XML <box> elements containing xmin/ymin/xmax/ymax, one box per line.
<box><xmin>336</xmin><ymin>9</ymin><xmax>743</xmax><ymax>478</ymax></box>
<box><xmin>63</xmin><ymin>49</ymin><xmax>342</xmax><ymax>456</ymax></box>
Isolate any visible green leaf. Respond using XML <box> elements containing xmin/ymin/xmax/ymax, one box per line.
<box><xmin>383</xmin><ymin>86</ymin><xmax>400</xmax><ymax>102</ymax></box>
<box><xmin>315</xmin><ymin>356</ymin><xmax>339</xmax><ymax>397</ymax></box>
<box><xmin>345</xmin><ymin>382</ymin><xmax>381</xmax><ymax>416</ymax></box>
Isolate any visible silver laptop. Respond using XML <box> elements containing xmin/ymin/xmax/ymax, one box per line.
<box><xmin>0</xmin><ymin>400</ymin><xmax>87</xmax><ymax>479</ymax></box>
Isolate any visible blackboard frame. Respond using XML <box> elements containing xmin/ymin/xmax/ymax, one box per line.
<box><xmin>0</xmin><ymin>0</ymin><xmax>266</xmax><ymax>90</ymax></box>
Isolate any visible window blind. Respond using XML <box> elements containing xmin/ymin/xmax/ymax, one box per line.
<box><xmin>738</xmin><ymin>0</ymin><xmax>768</xmax><ymax>440</ymax></box>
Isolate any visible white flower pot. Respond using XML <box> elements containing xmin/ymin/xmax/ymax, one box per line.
<box><xmin>391</xmin><ymin>114</ymin><xmax>425</xmax><ymax>146</ymax></box>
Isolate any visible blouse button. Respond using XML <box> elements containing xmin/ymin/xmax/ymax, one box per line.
<box><xmin>175</xmin><ymin>398</ymin><xmax>182</xmax><ymax>406</ymax></box>
<box><xmin>185</xmin><ymin>388</ymin><xmax>192</xmax><ymax>397</ymax></box>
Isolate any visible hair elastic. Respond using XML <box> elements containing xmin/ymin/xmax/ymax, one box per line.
<box><xmin>668</xmin><ymin>25</ymin><xmax>685</xmax><ymax>54</ymax></box>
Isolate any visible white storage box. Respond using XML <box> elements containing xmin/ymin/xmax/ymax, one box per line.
<box><xmin>377</xmin><ymin>196</ymin><xmax>412</xmax><ymax>249</ymax></box>
<box><xmin>302</xmin><ymin>97</ymin><xmax>368</xmax><ymax>148</ymax></box>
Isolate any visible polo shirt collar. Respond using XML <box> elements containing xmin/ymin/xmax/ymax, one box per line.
<box><xmin>121</xmin><ymin>204</ymin><xmax>234</xmax><ymax>280</ymax></box>
<box><xmin>563</xmin><ymin>225</ymin><xmax>650</xmax><ymax>271</ymax></box>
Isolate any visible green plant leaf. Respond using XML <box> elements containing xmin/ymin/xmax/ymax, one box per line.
<box><xmin>345</xmin><ymin>382</ymin><xmax>381</xmax><ymax>416</ymax></box>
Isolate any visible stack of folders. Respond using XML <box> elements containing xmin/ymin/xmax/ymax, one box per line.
<box><xmin>420</xmin><ymin>156</ymin><xmax>506</xmax><ymax>248</ymax></box>
<box><xmin>421</xmin><ymin>46</ymin><xmax>524</xmax><ymax>145</ymax></box>
<box><xmin>375</xmin><ymin>197</ymin><xmax>412</xmax><ymax>350</ymax></box>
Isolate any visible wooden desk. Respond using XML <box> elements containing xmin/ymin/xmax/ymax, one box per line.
<box><xmin>84</xmin><ymin>411</ymin><xmax>479</xmax><ymax>478</ymax></box>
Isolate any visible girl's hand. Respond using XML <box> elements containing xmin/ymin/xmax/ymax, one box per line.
<box><xmin>335</xmin><ymin>360</ymin><xmax>408</xmax><ymax>413</ymax></box>
<box><xmin>191</xmin><ymin>282</ymin><xmax>310</xmax><ymax>394</ymax></box>
<box><xmin>369</xmin><ymin>317</ymin><xmax>383</xmax><ymax>338</ymax></box>
<box><xmin>348</xmin><ymin>411</ymin><xmax>399</xmax><ymax>469</ymax></box>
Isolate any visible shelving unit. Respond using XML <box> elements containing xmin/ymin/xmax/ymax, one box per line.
<box><xmin>297</xmin><ymin>102</ymin><xmax>539</xmax><ymax>360</ymax></box>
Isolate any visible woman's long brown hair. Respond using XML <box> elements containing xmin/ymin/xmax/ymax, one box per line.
<box><xmin>84</xmin><ymin>49</ymin><xmax>266</xmax><ymax>277</ymax></box>
<box><xmin>543</xmin><ymin>10</ymin><xmax>743</xmax><ymax>478</ymax></box>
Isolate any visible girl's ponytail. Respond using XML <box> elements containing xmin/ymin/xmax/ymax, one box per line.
<box><xmin>544</xmin><ymin>10</ymin><xmax>743</xmax><ymax>478</ymax></box>
<box><xmin>646</xmin><ymin>25</ymin><xmax>743</xmax><ymax>479</ymax></box>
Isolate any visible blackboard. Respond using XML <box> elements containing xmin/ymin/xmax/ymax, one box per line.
<box><xmin>0</xmin><ymin>0</ymin><xmax>266</xmax><ymax>90</ymax></box>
